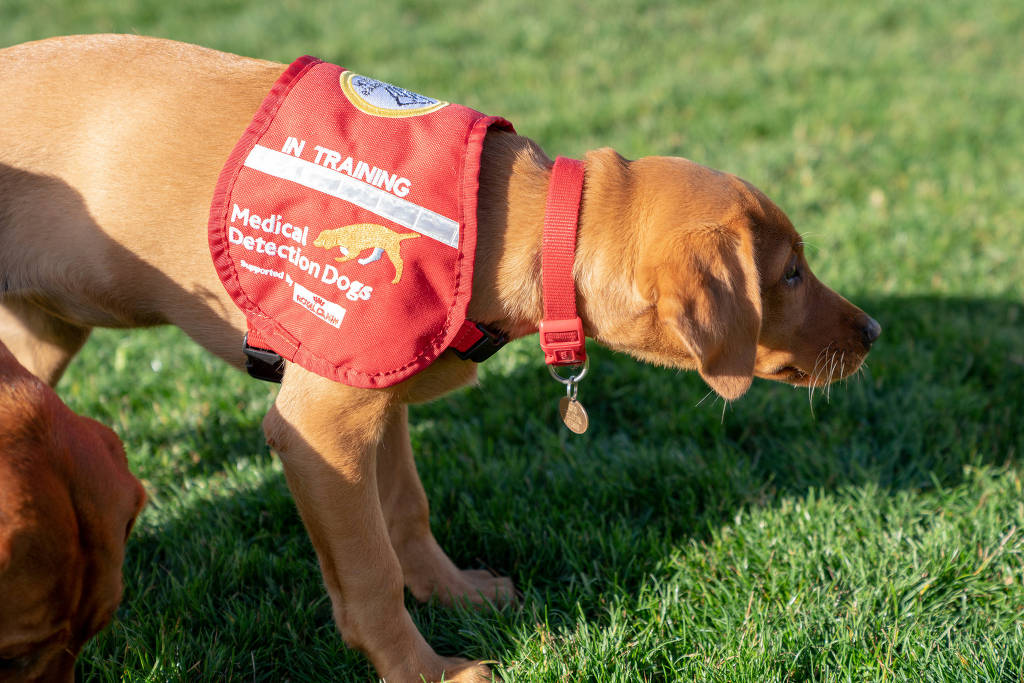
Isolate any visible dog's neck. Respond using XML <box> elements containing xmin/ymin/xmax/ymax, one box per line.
<box><xmin>470</xmin><ymin>130</ymin><xmax>640</xmax><ymax>343</ymax></box>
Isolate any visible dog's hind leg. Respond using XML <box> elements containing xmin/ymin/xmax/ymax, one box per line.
<box><xmin>388</xmin><ymin>253</ymin><xmax>404</xmax><ymax>284</ymax></box>
<box><xmin>0</xmin><ymin>296</ymin><xmax>91</xmax><ymax>386</ymax></box>
<box><xmin>377</xmin><ymin>404</ymin><xmax>515</xmax><ymax>607</ymax></box>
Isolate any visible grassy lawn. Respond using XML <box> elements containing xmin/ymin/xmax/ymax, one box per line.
<box><xmin>4</xmin><ymin>0</ymin><xmax>1023</xmax><ymax>680</ymax></box>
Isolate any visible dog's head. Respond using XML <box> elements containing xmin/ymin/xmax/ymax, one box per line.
<box><xmin>0</xmin><ymin>345</ymin><xmax>145</xmax><ymax>682</ymax></box>
<box><xmin>580</xmin><ymin>150</ymin><xmax>880</xmax><ymax>400</ymax></box>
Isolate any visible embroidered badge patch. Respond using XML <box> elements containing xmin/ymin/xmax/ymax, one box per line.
<box><xmin>340</xmin><ymin>71</ymin><xmax>449</xmax><ymax>118</ymax></box>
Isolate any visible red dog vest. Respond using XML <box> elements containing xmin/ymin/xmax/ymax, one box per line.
<box><xmin>209</xmin><ymin>57</ymin><xmax>513</xmax><ymax>388</ymax></box>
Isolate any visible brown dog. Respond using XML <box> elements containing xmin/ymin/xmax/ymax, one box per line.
<box><xmin>0</xmin><ymin>340</ymin><xmax>145</xmax><ymax>682</ymax></box>
<box><xmin>0</xmin><ymin>35</ymin><xmax>879</xmax><ymax>681</ymax></box>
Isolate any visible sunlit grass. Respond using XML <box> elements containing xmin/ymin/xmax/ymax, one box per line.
<box><xmin>3</xmin><ymin>0</ymin><xmax>1022</xmax><ymax>679</ymax></box>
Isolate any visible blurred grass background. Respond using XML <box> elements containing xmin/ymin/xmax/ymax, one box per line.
<box><xmin>2</xmin><ymin>0</ymin><xmax>1022</xmax><ymax>680</ymax></box>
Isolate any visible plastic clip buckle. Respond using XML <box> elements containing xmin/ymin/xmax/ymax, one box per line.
<box><xmin>243</xmin><ymin>334</ymin><xmax>284</xmax><ymax>383</ymax></box>
<box><xmin>539</xmin><ymin>317</ymin><xmax>586</xmax><ymax>366</ymax></box>
<box><xmin>452</xmin><ymin>322</ymin><xmax>509</xmax><ymax>363</ymax></box>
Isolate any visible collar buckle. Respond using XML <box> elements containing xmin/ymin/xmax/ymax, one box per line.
<box><xmin>539</xmin><ymin>316</ymin><xmax>586</xmax><ymax>365</ymax></box>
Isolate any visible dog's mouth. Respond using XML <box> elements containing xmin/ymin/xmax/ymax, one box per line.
<box><xmin>336</xmin><ymin>246</ymin><xmax>350</xmax><ymax>257</ymax></box>
<box><xmin>761</xmin><ymin>365</ymin><xmax>811</xmax><ymax>385</ymax></box>
<box><xmin>759</xmin><ymin>353</ymin><xmax>866</xmax><ymax>388</ymax></box>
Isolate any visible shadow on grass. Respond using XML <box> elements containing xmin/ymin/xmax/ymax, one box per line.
<box><xmin>81</xmin><ymin>293</ymin><xmax>1022</xmax><ymax>680</ymax></box>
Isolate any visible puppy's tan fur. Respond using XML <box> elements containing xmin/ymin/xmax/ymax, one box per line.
<box><xmin>0</xmin><ymin>35</ymin><xmax>878</xmax><ymax>681</ymax></box>
<box><xmin>0</xmin><ymin>340</ymin><xmax>145</xmax><ymax>682</ymax></box>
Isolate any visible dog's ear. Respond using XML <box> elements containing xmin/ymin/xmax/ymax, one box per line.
<box><xmin>655</xmin><ymin>224</ymin><xmax>762</xmax><ymax>400</ymax></box>
<box><xmin>70</xmin><ymin>418</ymin><xmax>146</xmax><ymax>546</ymax></box>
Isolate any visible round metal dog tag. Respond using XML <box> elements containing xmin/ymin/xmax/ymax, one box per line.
<box><xmin>558</xmin><ymin>396</ymin><xmax>589</xmax><ymax>434</ymax></box>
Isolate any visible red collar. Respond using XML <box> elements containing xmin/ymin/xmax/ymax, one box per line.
<box><xmin>539</xmin><ymin>156</ymin><xmax>586</xmax><ymax>366</ymax></box>
<box><xmin>449</xmin><ymin>156</ymin><xmax>585</xmax><ymax>366</ymax></box>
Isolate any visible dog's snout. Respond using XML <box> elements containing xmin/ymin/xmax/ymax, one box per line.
<box><xmin>861</xmin><ymin>316</ymin><xmax>881</xmax><ymax>349</ymax></box>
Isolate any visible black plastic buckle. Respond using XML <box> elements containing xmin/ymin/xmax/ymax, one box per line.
<box><xmin>243</xmin><ymin>334</ymin><xmax>284</xmax><ymax>383</ymax></box>
<box><xmin>452</xmin><ymin>323</ymin><xmax>509</xmax><ymax>363</ymax></box>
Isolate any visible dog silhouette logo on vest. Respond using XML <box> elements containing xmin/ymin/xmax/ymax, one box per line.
<box><xmin>340</xmin><ymin>72</ymin><xmax>449</xmax><ymax>118</ymax></box>
<box><xmin>313</xmin><ymin>223</ymin><xmax>419</xmax><ymax>284</ymax></box>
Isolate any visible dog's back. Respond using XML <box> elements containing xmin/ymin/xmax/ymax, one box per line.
<box><xmin>0</xmin><ymin>35</ymin><xmax>286</xmax><ymax>371</ymax></box>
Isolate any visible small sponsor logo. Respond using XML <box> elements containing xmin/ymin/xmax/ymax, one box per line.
<box><xmin>339</xmin><ymin>72</ymin><xmax>448</xmax><ymax>118</ymax></box>
<box><xmin>293</xmin><ymin>281</ymin><xmax>345</xmax><ymax>328</ymax></box>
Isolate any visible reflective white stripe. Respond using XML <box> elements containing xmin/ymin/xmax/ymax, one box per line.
<box><xmin>243</xmin><ymin>145</ymin><xmax>460</xmax><ymax>248</ymax></box>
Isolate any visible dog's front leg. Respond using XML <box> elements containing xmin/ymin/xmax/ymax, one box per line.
<box><xmin>377</xmin><ymin>404</ymin><xmax>515</xmax><ymax>607</ymax></box>
<box><xmin>263</xmin><ymin>364</ymin><xmax>492</xmax><ymax>682</ymax></box>
<box><xmin>357</xmin><ymin>247</ymin><xmax>385</xmax><ymax>265</ymax></box>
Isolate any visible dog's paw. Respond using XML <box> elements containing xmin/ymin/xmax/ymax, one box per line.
<box><xmin>397</xmin><ymin>536</ymin><xmax>518</xmax><ymax>609</ymax></box>
<box><xmin>439</xmin><ymin>657</ymin><xmax>495</xmax><ymax>683</ymax></box>
<box><xmin>386</xmin><ymin>656</ymin><xmax>493</xmax><ymax>683</ymax></box>
<box><xmin>441</xmin><ymin>569</ymin><xmax>517</xmax><ymax>609</ymax></box>
<box><xmin>409</xmin><ymin>567</ymin><xmax>517</xmax><ymax>610</ymax></box>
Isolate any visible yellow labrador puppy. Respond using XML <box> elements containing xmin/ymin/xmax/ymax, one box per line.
<box><xmin>0</xmin><ymin>35</ymin><xmax>878</xmax><ymax>681</ymax></box>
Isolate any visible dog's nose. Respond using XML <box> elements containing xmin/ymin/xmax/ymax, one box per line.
<box><xmin>861</xmin><ymin>316</ymin><xmax>881</xmax><ymax>349</ymax></box>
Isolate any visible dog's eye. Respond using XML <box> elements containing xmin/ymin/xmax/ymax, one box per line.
<box><xmin>0</xmin><ymin>655</ymin><xmax>24</xmax><ymax>670</ymax></box>
<box><xmin>783</xmin><ymin>256</ymin><xmax>801</xmax><ymax>285</ymax></box>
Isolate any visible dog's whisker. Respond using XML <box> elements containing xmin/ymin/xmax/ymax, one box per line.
<box><xmin>807</xmin><ymin>342</ymin><xmax>835</xmax><ymax>415</ymax></box>
<box><xmin>809</xmin><ymin>349</ymin><xmax>825</xmax><ymax>393</ymax></box>
<box><xmin>858</xmin><ymin>361</ymin><xmax>870</xmax><ymax>383</ymax></box>
<box><xmin>695</xmin><ymin>389</ymin><xmax>716</xmax><ymax>408</ymax></box>
<box><xmin>831</xmin><ymin>354</ymin><xmax>839</xmax><ymax>401</ymax></box>
<box><xmin>807</xmin><ymin>349</ymin><xmax>822</xmax><ymax>410</ymax></box>
<box><xmin>824</xmin><ymin>352</ymin><xmax>834</xmax><ymax>403</ymax></box>
<box><xmin>831</xmin><ymin>351</ymin><xmax>843</xmax><ymax>399</ymax></box>
<box><xmin>797</xmin><ymin>239</ymin><xmax>820</xmax><ymax>253</ymax></box>
<box><xmin>825</xmin><ymin>347</ymin><xmax>842</xmax><ymax>403</ymax></box>
<box><xmin>827</xmin><ymin>352</ymin><xmax>835</xmax><ymax>401</ymax></box>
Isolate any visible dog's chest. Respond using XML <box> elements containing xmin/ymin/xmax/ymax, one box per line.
<box><xmin>208</xmin><ymin>57</ymin><xmax>512</xmax><ymax>388</ymax></box>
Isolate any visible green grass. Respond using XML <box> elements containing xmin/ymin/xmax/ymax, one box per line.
<box><xmin>4</xmin><ymin>0</ymin><xmax>1023</xmax><ymax>680</ymax></box>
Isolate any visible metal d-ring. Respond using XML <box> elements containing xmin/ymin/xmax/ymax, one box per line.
<box><xmin>547</xmin><ymin>357</ymin><xmax>589</xmax><ymax>387</ymax></box>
